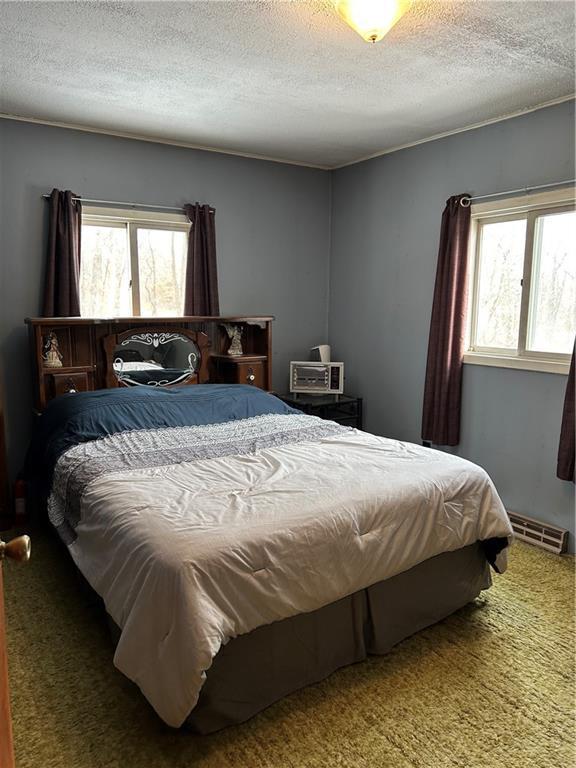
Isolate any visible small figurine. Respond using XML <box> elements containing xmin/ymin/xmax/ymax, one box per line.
<box><xmin>42</xmin><ymin>331</ymin><xmax>63</xmax><ymax>368</ymax></box>
<box><xmin>223</xmin><ymin>324</ymin><xmax>243</xmax><ymax>356</ymax></box>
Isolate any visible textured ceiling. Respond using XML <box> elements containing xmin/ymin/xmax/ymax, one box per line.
<box><xmin>0</xmin><ymin>0</ymin><xmax>574</xmax><ymax>168</ymax></box>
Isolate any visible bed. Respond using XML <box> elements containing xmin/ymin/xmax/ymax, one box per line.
<box><xmin>26</xmin><ymin>382</ymin><xmax>513</xmax><ymax>732</ymax></box>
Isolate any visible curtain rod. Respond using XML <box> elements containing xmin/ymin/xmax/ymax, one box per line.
<box><xmin>460</xmin><ymin>179</ymin><xmax>575</xmax><ymax>207</ymax></box>
<box><xmin>41</xmin><ymin>194</ymin><xmax>215</xmax><ymax>213</ymax></box>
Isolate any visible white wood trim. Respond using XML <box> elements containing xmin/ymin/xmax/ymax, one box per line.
<box><xmin>83</xmin><ymin>205</ymin><xmax>188</xmax><ymax>226</ymax></box>
<box><xmin>464</xmin><ymin>217</ymin><xmax>478</xmax><ymax>349</ymax></box>
<box><xmin>468</xmin><ymin>218</ymin><xmax>482</xmax><ymax>350</ymax></box>
<box><xmin>127</xmin><ymin>222</ymin><xmax>140</xmax><ymax>316</ymax></box>
<box><xmin>0</xmin><ymin>113</ymin><xmax>330</xmax><ymax>170</ymax></box>
<box><xmin>463</xmin><ymin>352</ymin><xmax>570</xmax><ymax>375</ymax></box>
<box><xmin>82</xmin><ymin>217</ymin><xmax>126</xmax><ymax>229</ymax></box>
<box><xmin>471</xmin><ymin>187</ymin><xmax>575</xmax><ymax>217</ymax></box>
<box><xmin>332</xmin><ymin>95</ymin><xmax>575</xmax><ymax>169</ymax></box>
<box><xmin>2</xmin><ymin>95</ymin><xmax>574</xmax><ymax>172</ymax></box>
<box><xmin>517</xmin><ymin>210</ymin><xmax>537</xmax><ymax>355</ymax></box>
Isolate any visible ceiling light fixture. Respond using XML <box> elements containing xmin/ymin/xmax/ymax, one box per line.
<box><xmin>335</xmin><ymin>0</ymin><xmax>411</xmax><ymax>43</ymax></box>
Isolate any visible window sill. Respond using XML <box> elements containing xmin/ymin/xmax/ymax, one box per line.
<box><xmin>463</xmin><ymin>352</ymin><xmax>570</xmax><ymax>375</ymax></box>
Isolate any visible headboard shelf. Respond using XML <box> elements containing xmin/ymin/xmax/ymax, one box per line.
<box><xmin>40</xmin><ymin>365</ymin><xmax>95</xmax><ymax>374</ymax></box>
<box><xmin>26</xmin><ymin>316</ymin><xmax>273</xmax><ymax>410</ymax></box>
<box><xmin>25</xmin><ymin>316</ymin><xmax>274</xmax><ymax>325</ymax></box>
<box><xmin>210</xmin><ymin>354</ymin><xmax>268</xmax><ymax>360</ymax></box>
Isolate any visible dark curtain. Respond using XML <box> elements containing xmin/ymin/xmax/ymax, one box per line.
<box><xmin>183</xmin><ymin>203</ymin><xmax>219</xmax><ymax>316</ymax></box>
<box><xmin>421</xmin><ymin>195</ymin><xmax>471</xmax><ymax>446</ymax></box>
<box><xmin>557</xmin><ymin>341</ymin><xmax>575</xmax><ymax>482</ymax></box>
<box><xmin>42</xmin><ymin>189</ymin><xmax>82</xmax><ymax>316</ymax></box>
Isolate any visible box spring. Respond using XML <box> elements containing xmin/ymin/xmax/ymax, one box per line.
<box><xmin>107</xmin><ymin>542</ymin><xmax>491</xmax><ymax>734</ymax></box>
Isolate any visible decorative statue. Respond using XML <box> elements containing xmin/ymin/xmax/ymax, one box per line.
<box><xmin>42</xmin><ymin>331</ymin><xmax>63</xmax><ymax>368</ymax></box>
<box><xmin>223</xmin><ymin>324</ymin><xmax>243</xmax><ymax>356</ymax></box>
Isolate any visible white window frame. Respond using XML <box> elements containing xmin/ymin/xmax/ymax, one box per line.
<box><xmin>81</xmin><ymin>206</ymin><xmax>189</xmax><ymax>317</ymax></box>
<box><xmin>464</xmin><ymin>187</ymin><xmax>575</xmax><ymax>375</ymax></box>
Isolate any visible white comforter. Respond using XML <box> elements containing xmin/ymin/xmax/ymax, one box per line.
<box><xmin>63</xmin><ymin>419</ymin><xmax>512</xmax><ymax>727</ymax></box>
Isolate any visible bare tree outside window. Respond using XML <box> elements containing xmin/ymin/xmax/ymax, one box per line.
<box><xmin>475</xmin><ymin>219</ymin><xmax>526</xmax><ymax>349</ymax></box>
<box><xmin>80</xmin><ymin>225</ymin><xmax>131</xmax><ymax>316</ymax></box>
<box><xmin>137</xmin><ymin>229</ymin><xmax>187</xmax><ymax>316</ymax></box>
<box><xmin>527</xmin><ymin>211</ymin><xmax>576</xmax><ymax>354</ymax></box>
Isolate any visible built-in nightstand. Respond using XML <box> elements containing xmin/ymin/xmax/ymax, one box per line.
<box><xmin>278</xmin><ymin>393</ymin><xmax>362</xmax><ymax>429</ymax></box>
<box><xmin>211</xmin><ymin>354</ymin><xmax>268</xmax><ymax>389</ymax></box>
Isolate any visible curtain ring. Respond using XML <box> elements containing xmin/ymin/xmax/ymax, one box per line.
<box><xmin>460</xmin><ymin>196</ymin><xmax>471</xmax><ymax>208</ymax></box>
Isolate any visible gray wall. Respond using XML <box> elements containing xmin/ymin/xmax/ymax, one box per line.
<box><xmin>1</xmin><ymin>103</ymin><xmax>574</xmax><ymax>547</ymax></box>
<box><xmin>0</xmin><ymin>119</ymin><xmax>330</xmax><ymax>476</ymax></box>
<box><xmin>329</xmin><ymin>100</ymin><xmax>575</xmax><ymax>546</ymax></box>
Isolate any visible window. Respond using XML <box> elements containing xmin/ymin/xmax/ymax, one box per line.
<box><xmin>80</xmin><ymin>207</ymin><xmax>189</xmax><ymax>317</ymax></box>
<box><xmin>465</xmin><ymin>189</ymin><xmax>575</xmax><ymax>374</ymax></box>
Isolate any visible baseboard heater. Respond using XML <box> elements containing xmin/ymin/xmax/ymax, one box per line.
<box><xmin>507</xmin><ymin>511</ymin><xmax>569</xmax><ymax>555</ymax></box>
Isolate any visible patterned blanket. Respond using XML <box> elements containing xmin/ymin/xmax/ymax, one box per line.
<box><xmin>49</xmin><ymin>413</ymin><xmax>347</xmax><ymax>543</ymax></box>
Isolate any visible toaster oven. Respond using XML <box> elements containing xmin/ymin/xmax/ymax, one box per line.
<box><xmin>289</xmin><ymin>361</ymin><xmax>344</xmax><ymax>395</ymax></box>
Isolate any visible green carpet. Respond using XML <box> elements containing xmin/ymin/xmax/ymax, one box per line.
<box><xmin>3</xmin><ymin>534</ymin><xmax>574</xmax><ymax>768</ymax></box>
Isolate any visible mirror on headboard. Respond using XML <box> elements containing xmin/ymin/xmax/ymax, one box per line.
<box><xmin>105</xmin><ymin>329</ymin><xmax>210</xmax><ymax>388</ymax></box>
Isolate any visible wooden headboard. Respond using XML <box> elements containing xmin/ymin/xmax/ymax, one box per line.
<box><xmin>102</xmin><ymin>326</ymin><xmax>212</xmax><ymax>389</ymax></box>
<box><xmin>26</xmin><ymin>316</ymin><xmax>273</xmax><ymax>410</ymax></box>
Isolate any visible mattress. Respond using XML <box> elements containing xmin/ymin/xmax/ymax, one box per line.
<box><xmin>26</xmin><ymin>384</ymin><xmax>513</xmax><ymax>727</ymax></box>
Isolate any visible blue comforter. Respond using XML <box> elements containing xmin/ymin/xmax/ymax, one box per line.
<box><xmin>26</xmin><ymin>384</ymin><xmax>298</xmax><ymax>493</ymax></box>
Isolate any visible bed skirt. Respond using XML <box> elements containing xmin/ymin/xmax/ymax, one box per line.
<box><xmin>108</xmin><ymin>541</ymin><xmax>491</xmax><ymax>734</ymax></box>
